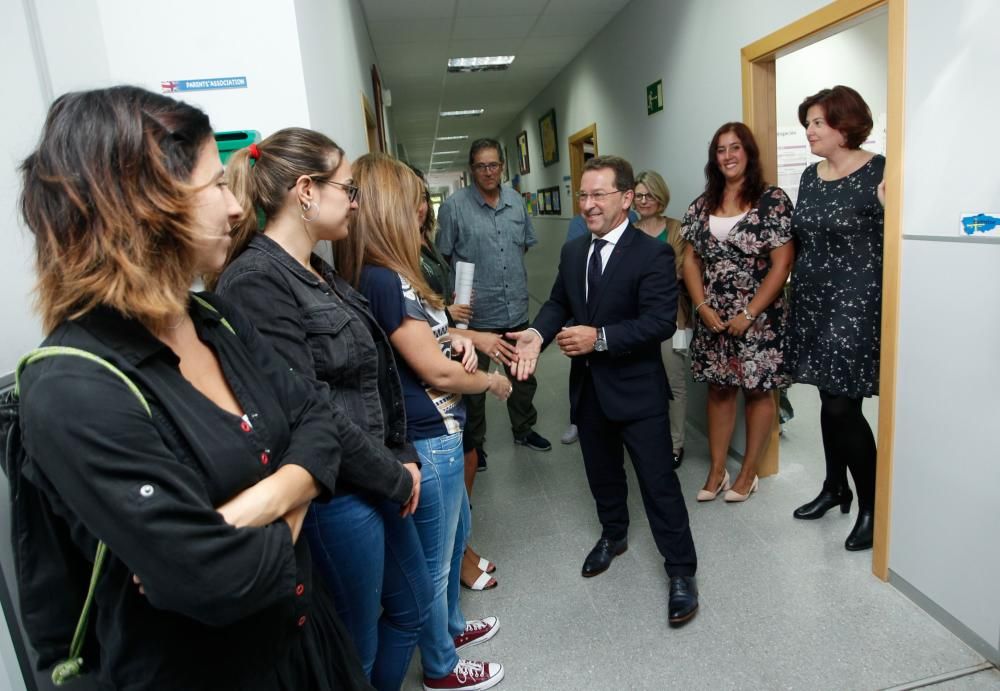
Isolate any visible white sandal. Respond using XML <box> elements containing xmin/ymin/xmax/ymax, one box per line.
<box><xmin>461</xmin><ymin>571</ymin><xmax>497</xmax><ymax>591</ymax></box>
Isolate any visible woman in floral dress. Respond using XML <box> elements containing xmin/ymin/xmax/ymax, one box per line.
<box><xmin>681</xmin><ymin>122</ymin><xmax>795</xmax><ymax>503</ymax></box>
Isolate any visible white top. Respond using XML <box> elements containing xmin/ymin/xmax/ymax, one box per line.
<box><xmin>708</xmin><ymin>211</ymin><xmax>748</xmax><ymax>243</ymax></box>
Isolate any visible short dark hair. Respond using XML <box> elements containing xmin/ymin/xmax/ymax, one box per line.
<box><xmin>798</xmin><ymin>85</ymin><xmax>873</xmax><ymax>149</ymax></box>
<box><xmin>583</xmin><ymin>155</ymin><xmax>635</xmax><ymax>192</ymax></box>
<box><xmin>468</xmin><ymin>138</ymin><xmax>502</xmax><ymax>166</ymax></box>
<box><xmin>702</xmin><ymin>122</ymin><xmax>766</xmax><ymax>213</ymax></box>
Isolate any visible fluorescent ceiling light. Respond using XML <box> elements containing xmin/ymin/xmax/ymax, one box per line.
<box><xmin>433</xmin><ymin>150</ymin><xmax>460</xmax><ymax>156</ymax></box>
<box><xmin>440</xmin><ymin>109</ymin><xmax>484</xmax><ymax>118</ymax></box>
<box><xmin>436</xmin><ymin>135</ymin><xmax>469</xmax><ymax>141</ymax></box>
<box><xmin>447</xmin><ymin>56</ymin><xmax>515</xmax><ymax>73</ymax></box>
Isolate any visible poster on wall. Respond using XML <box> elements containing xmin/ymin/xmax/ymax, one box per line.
<box><xmin>516</xmin><ymin>131</ymin><xmax>530</xmax><ymax>174</ymax></box>
<box><xmin>539</xmin><ymin>109</ymin><xmax>559</xmax><ymax>166</ymax></box>
<box><xmin>502</xmin><ymin>145</ymin><xmax>511</xmax><ymax>183</ymax></box>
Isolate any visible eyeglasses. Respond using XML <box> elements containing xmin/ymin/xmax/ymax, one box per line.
<box><xmin>577</xmin><ymin>190</ymin><xmax>625</xmax><ymax>203</ymax></box>
<box><xmin>471</xmin><ymin>162</ymin><xmax>502</xmax><ymax>173</ymax></box>
<box><xmin>287</xmin><ymin>175</ymin><xmax>359</xmax><ymax>203</ymax></box>
<box><xmin>326</xmin><ymin>180</ymin><xmax>360</xmax><ymax>203</ymax></box>
<box><xmin>633</xmin><ymin>193</ymin><xmax>660</xmax><ymax>203</ymax></box>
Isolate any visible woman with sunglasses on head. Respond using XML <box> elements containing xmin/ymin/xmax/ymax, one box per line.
<box><xmin>17</xmin><ymin>87</ymin><xmax>370</xmax><ymax>690</ymax></box>
<box><xmin>681</xmin><ymin>122</ymin><xmax>795</xmax><ymax>504</ymax></box>
<box><xmin>213</xmin><ymin>128</ymin><xmax>433</xmax><ymax>690</ymax></box>
<box><xmin>336</xmin><ymin>153</ymin><xmax>508</xmax><ymax>691</ymax></box>
<box><xmin>633</xmin><ymin>170</ymin><xmax>691</xmax><ymax>471</ymax></box>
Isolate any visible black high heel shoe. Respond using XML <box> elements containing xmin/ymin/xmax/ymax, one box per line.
<box><xmin>792</xmin><ymin>487</ymin><xmax>853</xmax><ymax>520</ymax></box>
<box><xmin>845</xmin><ymin>510</ymin><xmax>874</xmax><ymax>551</ymax></box>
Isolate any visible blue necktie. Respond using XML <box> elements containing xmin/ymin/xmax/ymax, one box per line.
<box><xmin>587</xmin><ymin>239</ymin><xmax>607</xmax><ymax>304</ymax></box>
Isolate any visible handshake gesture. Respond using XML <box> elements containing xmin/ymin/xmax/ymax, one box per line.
<box><xmin>503</xmin><ymin>325</ymin><xmax>601</xmax><ymax>381</ymax></box>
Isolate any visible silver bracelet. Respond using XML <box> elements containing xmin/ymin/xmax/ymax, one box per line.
<box><xmin>694</xmin><ymin>300</ymin><xmax>709</xmax><ymax>314</ymax></box>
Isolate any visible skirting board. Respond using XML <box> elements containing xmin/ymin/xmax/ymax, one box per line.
<box><xmin>889</xmin><ymin>569</ymin><xmax>999</xmax><ymax>665</ymax></box>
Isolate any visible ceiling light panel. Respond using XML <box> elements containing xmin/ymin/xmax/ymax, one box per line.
<box><xmin>439</xmin><ymin>109</ymin><xmax>485</xmax><ymax>117</ymax></box>
<box><xmin>447</xmin><ymin>55</ymin><xmax>516</xmax><ymax>73</ymax></box>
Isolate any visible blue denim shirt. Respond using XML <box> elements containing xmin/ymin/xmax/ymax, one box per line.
<box><xmin>435</xmin><ymin>184</ymin><xmax>536</xmax><ymax>329</ymax></box>
<box><xmin>216</xmin><ymin>234</ymin><xmax>416</xmax><ymax>503</ymax></box>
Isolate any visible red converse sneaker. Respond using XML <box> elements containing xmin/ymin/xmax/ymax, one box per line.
<box><xmin>423</xmin><ymin>659</ymin><xmax>505</xmax><ymax>691</ymax></box>
<box><xmin>453</xmin><ymin>616</ymin><xmax>500</xmax><ymax>651</ymax></box>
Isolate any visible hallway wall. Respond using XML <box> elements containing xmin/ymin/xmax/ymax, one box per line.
<box><xmin>890</xmin><ymin>0</ymin><xmax>1000</xmax><ymax>662</ymax></box>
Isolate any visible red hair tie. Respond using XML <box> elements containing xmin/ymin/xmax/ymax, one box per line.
<box><xmin>248</xmin><ymin>143</ymin><xmax>261</xmax><ymax>160</ymax></box>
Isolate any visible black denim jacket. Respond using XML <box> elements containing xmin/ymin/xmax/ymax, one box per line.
<box><xmin>217</xmin><ymin>234</ymin><xmax>416</xmax><ymax>504</ymax></box>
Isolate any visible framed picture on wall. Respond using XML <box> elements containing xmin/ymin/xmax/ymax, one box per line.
<box><xmin>538</xmin><ymin>109</ymin><xmax>559</xmax><ymax>166</ymax></box>
<box><xmin>502</xmin><ymin>145</ymin><xmax>511</xmax><ymax>183</ymax></box>
<box><xmin>370</xmin><ymin>65</ymin><xmax>387</xmax><ymax>152</ymax></box>
<box><xmin>516</xmin><ymin>130</ymin><xmax>530</xmax><ymax>175</ymax></box>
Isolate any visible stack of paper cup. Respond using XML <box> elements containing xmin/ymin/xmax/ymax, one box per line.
<box><xmin>453</xmin><ymin>261</ymin><xmax>475</xmax><ymax>329</ymax></box>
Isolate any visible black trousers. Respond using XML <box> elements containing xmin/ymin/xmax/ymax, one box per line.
<box><xmin>462</xmin><ymin>322</ymin><xmax>538</xmax><ymax>450</ymax></box>
<box><xmin>575</xmin><ymin>372</ymin><xmax>697</xmax><ymax>577</ymax></box>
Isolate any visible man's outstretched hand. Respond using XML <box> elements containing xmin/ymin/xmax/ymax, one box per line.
<box><xmin>504</xmin><ymin>328</ymin><xmax>541</xmax><ymax>381</ymax></box>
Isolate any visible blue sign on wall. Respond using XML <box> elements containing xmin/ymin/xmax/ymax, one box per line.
<box><xmin>161</xmin><ymin>76</ymin><xmax>248</xmax><ymax>94</ymax></box>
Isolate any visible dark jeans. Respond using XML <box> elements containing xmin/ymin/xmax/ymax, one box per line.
<box><xmin>819</xmin><ymin>390</ymin><xmax>877</xmax><ymax>511</ymax></box>
<box><xmin>462</xmin><ymin>322</ymin><xmax>538</xmax><ymax>450</ymax></box>
<box><xmin>304</xmin><ymin>493</ymin><xmax>432</xmax><ymax>690</ymax></box>
<box><xmin>575</xmin><ymin>372</ymin><xmax>697</xmax><ymax>577</ymax></box>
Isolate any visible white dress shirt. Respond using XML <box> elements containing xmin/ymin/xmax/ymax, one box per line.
<box><xmin>585</xmin><ymin>216</ymin><xmax>630</xmax><ymax>300</ymax></box>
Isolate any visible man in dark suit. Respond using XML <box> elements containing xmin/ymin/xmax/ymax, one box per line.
<box><xmin>508</xmin><ymin>155</ymin><xmax>699</xmax><ymax>625</ymax></box>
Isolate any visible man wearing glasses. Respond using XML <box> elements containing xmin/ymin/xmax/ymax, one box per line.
<box><xmin>506</xmin><ymin>155</ymin><xmax>699</xmax><ymax>626</ymax></box>
<box><xmin>437</xmin><ymin>139</ymin><xmax>552</xmax><ymax>459</ymax></box>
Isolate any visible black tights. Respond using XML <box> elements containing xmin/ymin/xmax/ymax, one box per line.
<box><xmin>818</xmin><ymin>390</ymin><xmax>877</xmax><ymax>511</ymax></box>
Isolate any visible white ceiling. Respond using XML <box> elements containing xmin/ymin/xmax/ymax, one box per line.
<box><xmin>360</xmin><ymin>0</ymin><xmax>632</xmax><ymax>172</ymax></box>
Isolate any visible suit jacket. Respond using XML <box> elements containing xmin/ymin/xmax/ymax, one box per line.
<box><xmin>533</xmin><ymin>224</ymin><xmax>678</xmax><ymax>422</ymax></box>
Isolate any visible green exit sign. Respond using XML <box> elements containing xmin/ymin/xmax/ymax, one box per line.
<box><xmin>647</xmin><ymin>79</ymin><xmax>663</xmax><ymax>116</ymax></box>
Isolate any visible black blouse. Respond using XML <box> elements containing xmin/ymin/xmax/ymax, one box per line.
<box><xmin>18</xmin><ymin>294</ymin><xmax>370</xmax><ymax>690</ymax></box>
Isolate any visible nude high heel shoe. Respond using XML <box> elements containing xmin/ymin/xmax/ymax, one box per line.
<box><xmin>724</xmin><ymin>476</ymin><xmax>758</xmax><ymax>503</ymax></box>
<box><xmin>696</xmin><ymin>470</ymin><xmax>731</xmax><ymax>502</ymax></box>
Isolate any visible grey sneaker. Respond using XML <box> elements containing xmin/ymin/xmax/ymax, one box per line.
<box><xmin>560</xmin><ymin>424</ymin><xmax>579</xmax><ymax>444</ymax></box>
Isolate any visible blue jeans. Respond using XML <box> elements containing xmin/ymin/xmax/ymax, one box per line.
<box><xmin>412</xmin><ymin>431</ymin><xmax>468</xmax><ymax>678</ymax></box>
<box><xmin>304</xmin><ymin>492</ymin><xmax>432</xmax><ymax>690</ymax></box>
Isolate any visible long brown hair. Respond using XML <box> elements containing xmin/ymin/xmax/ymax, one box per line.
<box><xmin>218</xmin><ymin>127</ymin><xmax>344</xmax><ymax>282</ymax></box>
<box><xmin>20</xmin><ymin>86</ymin><xmax>212</xmax><ymax>332</ymax></box>
<box><xmin>702</xmin><ymin>122</ymin><xmax>766</xmax><ymax>213</ymax></box>
<box><xmin>336</xmin><ymin>153</ymin><xmax>443</xmax><ymax>309</ymax></box>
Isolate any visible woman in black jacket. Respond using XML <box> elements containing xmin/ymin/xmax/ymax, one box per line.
<box><xmin>18</xmin><ymin>87</ymin><xmax>370</xmax><ymax>690</ymax></box>
<box><xmin>214</xmin><ymin>128</ymin><xmax>432</xmax><ymax>691</ymax></box>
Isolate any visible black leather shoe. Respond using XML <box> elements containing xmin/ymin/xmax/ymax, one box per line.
<box><xmin>845</xmin><ymin>510</ymin><xmax>874</xmax><ymax>551</ymax></box>
<box><xmin>793</xmin><ymin>487</ymin><xmax>853</xmax><ymax>520</ymax></box>
<box><xmin>672</xmin><ymin>448</ymin><xmax>684</xmax><ymax>471</ymax></box>
<box><xmin>668</xmin><ymin>576</ymin><xmax>699</xmax><ymax>626</ymax></box>
<box><xmin>581</xmin><ymin>537</ymin><xmax>627</xmax><ymax>578</ymax></box>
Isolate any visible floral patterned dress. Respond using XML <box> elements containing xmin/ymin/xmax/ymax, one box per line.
<box><xmin>787</xmin><ymin>155</ymin><xmax>885</xmax><ymax>398</ymax></box>
<box><xmin>681</xmin><ymin>186</ymin><xmax>794</xmax><ymax>390</ymax></box>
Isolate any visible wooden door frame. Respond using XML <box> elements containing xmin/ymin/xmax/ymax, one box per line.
<box><xmin>361</xmin><ymin>92</ymin><xmax>378</xmax><ymax>154</ymax></box>
<box><xmin>568</xmin><ymin>123</ymin><xmax>597</xmax><ymax>216</ymax></box>
<box><xmin>741</xmin><ymin>0</ymin><xmax>906</xmax><ymax>580</ymax></box>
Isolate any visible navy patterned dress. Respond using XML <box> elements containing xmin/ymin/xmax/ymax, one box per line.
<box><xmin>788</xmin><ymin>154</ymin><xmax>885</xmax><ymax>398</ymax></box>
<box><xmin>681</xmin><ymin>186</ymin><xmax>794</xmax><ymax>390</ymax></box>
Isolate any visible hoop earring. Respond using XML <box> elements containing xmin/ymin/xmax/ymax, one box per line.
<box><xmin>301</xmin><ymin>200</ymin><xmax>320</xmax><ymax>222</ymax></box>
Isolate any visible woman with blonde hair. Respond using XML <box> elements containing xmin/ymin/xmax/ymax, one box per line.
<box><xmin>214</xmin><ymin>127</ymin><xmax>432</xmax><ymax>690</ymax></box>
<box><xmin>633</xmin><ymin>170</ymin><xmax>691</xmax><ymax>470</ymax></box>
<box><xmin>337</xmin><ymin>153</ymin><xmax>508</xmax><ymax>691</ymax></box>
<box><xmin>16</xmin><ymin>86</ymin><xmax>370</xmax><ymax>689</ymax></box>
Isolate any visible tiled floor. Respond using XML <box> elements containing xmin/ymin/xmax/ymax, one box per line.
<box><xmin>403</xmin><ymin>349</ymin><xmax>995</xmax><ymax>690</ymax></box>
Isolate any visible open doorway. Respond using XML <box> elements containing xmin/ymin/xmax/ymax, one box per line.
<box><xmin>568</xmin><ymin>124</ymin><xmax>597</xmax><ymax>216</ymax></box>
<box><xmin>742</xmin><ymin>0</ymin><xmax>905</xmax><ymax>579</ymax></box>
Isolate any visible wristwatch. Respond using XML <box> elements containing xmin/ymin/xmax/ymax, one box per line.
<box><xmin>594</xmin><ymin>327</ymin><xmax>608</xmax><ymax>352</ymax></box>
<box><xmin>742</xmin><ymin>307</ymin><xmax>755</xmax><ymax>321</ymax></box>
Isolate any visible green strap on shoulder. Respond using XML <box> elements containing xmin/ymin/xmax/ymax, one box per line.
<box><xmin>17</xmin><ymin>294</ymin><xmax>235</xmax><ymax>684</ymax></box>
<box><xmin>15</xmin><ymin>347</ymin><xmax>150</xmax><ymax>686</ymax></box>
